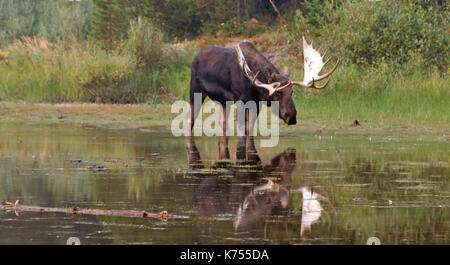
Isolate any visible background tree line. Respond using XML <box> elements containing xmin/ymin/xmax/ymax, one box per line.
<box><xmin>1</xmin><ymin>0</ymin><xmax>446</xmax><ymax>66</ymax></box>
<box><xmin>0</xmin><ymin>0</ymin><xmax>300</xmax><ymax>45</ymax></box>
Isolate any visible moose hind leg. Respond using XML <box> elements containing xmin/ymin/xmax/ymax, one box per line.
<box><xmin>220</xmin><ymin>104</ymin><xmax>229</xmax><ymax>137</ymax></box>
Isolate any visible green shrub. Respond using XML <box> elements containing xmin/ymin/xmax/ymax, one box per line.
<box><xmin>76</xmin><ymin>49</ymin><xmax>134</xmax><ymax>103</ymax></box>
<box><xmin>289</xmin><ymin>0</ymin><xmax>449</xmax><ymax>71</ymax></box>
<box><xmin>125</xmin><ymin>18</ymin><xmax>164</xmax><ymax>69</ymax></box>
<box><xmin>125</xmin><ymin>43</ymin><xmax>196</xmax><ymax>104</ymax></box>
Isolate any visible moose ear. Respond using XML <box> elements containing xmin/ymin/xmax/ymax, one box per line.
<box><xmin>281</xmin><ymin>66</ymin><xmax>290</xmax><ymax>79</ymax></box>
<box><xmin>265</xmin><ymin>67</ymin><xmax>276</xmax><ymax>83</ymax></box>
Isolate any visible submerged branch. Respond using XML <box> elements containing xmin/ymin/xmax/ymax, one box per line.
<box><xmin>0</xmin><ymin>200</ymin><xmax>189</xmax><ymax>221</ymax></box>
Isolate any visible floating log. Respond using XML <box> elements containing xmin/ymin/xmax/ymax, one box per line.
<box><xmin>0</xmin><ymin>200</ymin><xmax>189</xmax><ymax>221</ymax></box>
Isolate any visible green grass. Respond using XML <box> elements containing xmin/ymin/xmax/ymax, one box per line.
<box><xmin>296</xmin><ymin>72</ymin><xmax>448</xmax><ymax>125</ymax></box>
<box><xmin>280</xmin><ymin>59</ymin><xmax>449</xmax><ymax>126</ymax></box>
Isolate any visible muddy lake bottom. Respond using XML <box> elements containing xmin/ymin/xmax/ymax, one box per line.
<box><xmin>0</xmin><ymin>123</ymin><xmax>448</xmax><ymax>245</ymax></box>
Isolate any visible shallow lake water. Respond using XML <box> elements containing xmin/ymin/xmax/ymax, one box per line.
<box><xmin>0</xmin><ymin>123</ymin><xmax>448</xmax><ymax>245</ymax></box>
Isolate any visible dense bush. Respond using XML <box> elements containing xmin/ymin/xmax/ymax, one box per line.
<box><xmin>289</xmin><ymin>0</ymin><xmax>449</xmax><ymax>71</ymax></box>
<box><xmin>76</xmin><ymin>49</ymin><xmax>134</xmax><ymax>103</ymax></box>
<box><xmin>125</xmin><ymin>18</ymin><xmax>164</xmax><ymax>69</ymax></box>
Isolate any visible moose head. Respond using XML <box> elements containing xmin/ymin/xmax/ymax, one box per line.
<box><xmin>235</xmin><ymin>36</ymin><xmax>340</xmax><ymax>125</ymax></box>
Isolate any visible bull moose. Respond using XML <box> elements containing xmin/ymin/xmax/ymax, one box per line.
<box><xmin>188</xmin><ymin>36</ymin><xmax>340</xmax><ymax>136</ymax></box>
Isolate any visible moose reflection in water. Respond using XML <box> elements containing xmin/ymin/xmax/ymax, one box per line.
<box><xmin>184</xmin><ymin>136</ymin><xmax>335</xmax><ymax>237</ymax></box>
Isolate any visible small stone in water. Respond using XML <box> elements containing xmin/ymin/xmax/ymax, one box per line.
<box><xmin>88</xmin><ymin>165</ymin><xmax>107</xmax><ymax>171</ymax></box>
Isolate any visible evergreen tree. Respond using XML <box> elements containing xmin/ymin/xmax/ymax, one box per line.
<box><xmin>90</xmin><ymin>0</ymin><xmax>128</xmax><ymax>50</ymax></box>
<box><xmin>125</xmin><ymin>0</ymin><xmax>156</xmax><ymax>22</ymax></box>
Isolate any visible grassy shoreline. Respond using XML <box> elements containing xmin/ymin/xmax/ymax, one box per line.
<box><xmin>1</xmin><ymin>102</ymin><xmax>448</xmax><ymax>136</ymax></box>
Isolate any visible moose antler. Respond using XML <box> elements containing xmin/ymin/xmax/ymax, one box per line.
<box><xmin>235</xmin><ymin>44</ymin><xmax>289</xmax><ymax>96</ymax></box>
<box><xmin>235</xmin><ymin>37</ymin><xmax>339</xmax><ymax>93</ymax></box>
<box><xmin>291</xmin><ymin>36</ymin><xmax>340</xmax><ymax>89</ymax></box>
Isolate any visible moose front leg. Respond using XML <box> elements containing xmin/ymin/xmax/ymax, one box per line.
<box><xmin>185</xmin><ymin>136</ymin><xmax>203</xmax><ymax>169</ymax></box>
<box><xmin>245</xmin><ymin>107</ymin><xmax>260</xmax><ymax>163</ymax></box>
<box><xmin>245</xmin><ymin>107</ymin><xmax>259</xmax><ymax>137</ymax></box>
<box><xmin>246</xmin><ymin>135</ymin><xmax>261</xmax><ymax>164</ymax></box>
<box><xmin>220</xmin><ymin>104</ymin><xmax>228</xmax><ymax>137</ymax></box>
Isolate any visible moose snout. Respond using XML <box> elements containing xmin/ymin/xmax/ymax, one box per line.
<box><xmin>283</xmin><ymin>112</ymin><xmax>297</xmax><ymax>125</ymax></box>
<box><xmin>287</xmin><ymin>116</ymin><xmax>297</xmax><ymax>125</ymax></box>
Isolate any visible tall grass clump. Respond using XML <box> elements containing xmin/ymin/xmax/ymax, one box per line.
<box><xmin>0</xmin><ymin>36</ymin><xmax>133</xmax><ymax>102</ymax></box>
<box><xmin>0</xmin><ymin>37</ymin><xmax>79</xmax><ymax>102</ymax></box>
<box><xmin>289</xmin><ymin>61</ymin><xmax>449</xmax><ymax>124</ymax></box>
